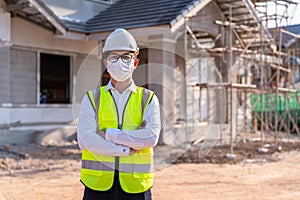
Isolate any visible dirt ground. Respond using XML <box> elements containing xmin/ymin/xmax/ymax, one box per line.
<box><xmin>1</xmin><ymin>139</ymin><xmax>300</xmax><ymax>200</ymax></box>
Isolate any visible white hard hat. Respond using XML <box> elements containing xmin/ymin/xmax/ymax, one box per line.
<box><xmin>102</xmin><ymin>28</ymin><xmax>139</xmax><ymax>53</ymax></box>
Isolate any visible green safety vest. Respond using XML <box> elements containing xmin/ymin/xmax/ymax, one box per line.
<box><xmin>80</xmin><ymin>85</ymin><xmax>155</xmax><ymax>193</ymax></box>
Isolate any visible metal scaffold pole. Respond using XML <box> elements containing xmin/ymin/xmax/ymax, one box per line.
<box><xmin>229</xmin><ymin>5</ymin><xmax>234</xmax><ymax>154</ymax></box>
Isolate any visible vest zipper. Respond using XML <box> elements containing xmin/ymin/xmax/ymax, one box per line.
<box><xmin>108</xmin><ymin>91</ymin><xmax>132</xmax><ymax>172</ymax></box>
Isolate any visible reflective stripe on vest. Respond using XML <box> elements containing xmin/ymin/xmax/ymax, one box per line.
<box><xmin>81</xmin><ymin>86</ymin><xmax>155</xmax><ymax>193</ymax></box>
<box><xmin>82</xmin><ymin>160</ymin><xmax>153</xmax><ymax>173</ymax></box>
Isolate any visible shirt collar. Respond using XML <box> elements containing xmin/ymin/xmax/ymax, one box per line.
<box><xmin>105</xmin><ymin>80</ymin><xmax>137</xmax><ymax>93</ymax></box>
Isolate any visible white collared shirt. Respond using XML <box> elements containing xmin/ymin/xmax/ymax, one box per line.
<box><xmin>77</xmin><ymin>80</ymin><xmax>161</xmax><ymax>156</ymax></box>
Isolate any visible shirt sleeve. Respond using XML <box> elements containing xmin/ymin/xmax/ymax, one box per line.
<box><xmin>105</xmin><ymin>94</ymin><xmax>161</xmax><ymax>150</ymax></box>
<box><xmin>77</xmin><ymin>94</ymin><xmax>130</xmax><ymax>156</ymax></box>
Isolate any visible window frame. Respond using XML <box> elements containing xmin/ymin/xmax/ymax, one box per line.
<box><xmin>37</xmin><ymin>51</ymin><xmax>75</xmax><ymax>105</ymax></box>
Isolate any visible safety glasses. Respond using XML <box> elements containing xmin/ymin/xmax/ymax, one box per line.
<box><xmin>107</xmin><ymin>53</ymin><xmax>134</xmax><ymax>63</ymax></box>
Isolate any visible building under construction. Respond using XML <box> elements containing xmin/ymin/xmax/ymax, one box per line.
<box><xmin>185</xmin><ymin>0</ymin><xmax>300</xmax><ymax>153</ymax></box>
<box><xmin>0</xmin><ymin>0</ymin><xmax>299</xmax><ymax>150</ymax></box>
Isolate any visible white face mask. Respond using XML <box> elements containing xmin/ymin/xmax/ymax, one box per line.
<box><xmin>107</xmin><ymin>59</ymin><xmax>135</xmax><ymax>82</ymax></box>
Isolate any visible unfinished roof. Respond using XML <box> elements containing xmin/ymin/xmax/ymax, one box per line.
<box><xmin>4</xmin><ymin>0</ymin><xmax>66</xmax><ymax>34</ymax></box>
<box><xmin>3</xmin><ymin>0</ymin><xmax>276</xmax><ymax>52</ymax></box>
<box><xmin>215</xmin><ymin>0</ymin><xmax>275</xmax><ymax>52</ymax></box>
<box><xmin>269</xmin><ymin>24</ymin><xmax>300</xmax><ymax>47</ymax></box>
<box><xmin>63</xmin><ymin>0</ymin><xmax>196</xmax><ymax>33</ymax></box>
<box><xmin>4</xmin><ymin>0</ymin><xmax>200</xmax><ymax>34</ymax></box>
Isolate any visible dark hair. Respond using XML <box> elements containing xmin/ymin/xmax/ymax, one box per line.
<box><xmin>103</xmin><ymin>52</ymin><xmax>109</xmax><ymax>58</ymax></box>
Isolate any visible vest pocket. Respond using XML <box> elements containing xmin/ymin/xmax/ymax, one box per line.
<box><xmin>81</xmin><ymin>168</ymin><xmax>103</xmax><ymax>176</ymax></box>
<box><xmin>133</xmin><ymin>172</ymin><xmax>154</xmax><ymax>178</ymax></box>
<box><xmin>80</xmin><ymin>168</ymin><xmax>115</xmax><ymax>191</ymax></box>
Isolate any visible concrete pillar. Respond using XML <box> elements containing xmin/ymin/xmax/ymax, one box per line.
<box><xmin>148</xmin><ymin>34</ymin><xmax>176</xmax><ymax>144</ymax></box>
<box><xmin>214</xmin><ymin>25</ymin><xmax>237</xmax><ymax>139</ymax></box>
<box><xmin>0</xmin><ymin>11</ymin><xmax>11</xmax><ymax>104</ymax></box>
<box><xmin>227</xmin><ymin>34</ymin><xmax>238</xmax><ymax>141</ymax></box>
<box><xmin>175</xmin><ymin>36</ymin><xmax>187</xmax><ymax>122</ymax></box>
<box><xmin>0</xmin><ymin>8</ymin><xmax>11</xmax><ymax>127</ymax></box>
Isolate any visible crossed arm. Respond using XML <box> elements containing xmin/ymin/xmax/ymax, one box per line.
<box><xmin>77</xmin><ymin>94</ymin><xmax>161</xmax><ymax>156</ymax></box>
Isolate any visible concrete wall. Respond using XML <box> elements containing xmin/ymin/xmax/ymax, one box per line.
<box><xmin>174</xmin><ymin>34</ymin><xmax>187</xmax><ymax>122</ymax></box>
<box><xmin>189</xmin><ymin>1</ymin><xmax>223</xmax><ymax>37</ymax></box>
<box><xmin>148</xmin><ymin>34</ymin><xmax>176</xmax><ymax>123</ymax></box>
<box><xmin>0</xmin><ymin>14</ymin><xmax>99</xmax><ymax>127</ymax></box>
<box><xmin>0</xmin><ymin>12</ymin><xmax>11</xmax><ymax>103</ymax></box>
<box><xmin>11</xmin><ymin>17</ymin><xmax>97</xmax><ymax>54</ymax></box>
<box><xmin>186</xmin><ymin>57</ymin><xmax>217</xmax><ymax>122</ymax></box>
<box><xmin>0</xmin><ymin>47</ymin><xmax>10</xmax><ymax>103</ymax></box>
<box><xmin>147</xmin><ymin>34</ymin><xmax>182</xmax><ymax>144</ymax></box>
<box><xmin>8</xmin><ymin>16</ymin><xmax>99</xmax><ymax>105</ymax></box>
<box><xmin>0</xmin><ymin>12</ymin><xmax>10</xmax><ymax>42</ymax></box>
<box><xmin>0</xmin><ymin>105</ymin><xmax>73</xmax><ymax>130</ymax></box>
<box><xmin>9</xmin><ymin>106</ymin><xmax>73</xmax><ymax>124</ymax></box>
<box><xmin>10</xmin><ymin>49</ymin><xmax>37</xmax><ymax>104</ymax></box>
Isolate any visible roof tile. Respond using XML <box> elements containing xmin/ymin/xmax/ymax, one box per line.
<box><xmin>63</xmin><ymin>0</ymin><xmax>196</xmax><ymax>33</ymax></box>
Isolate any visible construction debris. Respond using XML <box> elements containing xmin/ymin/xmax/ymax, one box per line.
<box><xmin>0</xmin><ymin>143</ymin><xmax>81</xmax><ymax>176</ymax></box>
<box><xmin>258</xmin><ymin>147</ymin><xmax>269</xmax><ymax>154</ymax></box>
<box><xmin>174</xmin><ymin>139</ymin><xmax>300</xmax><ymax>164</ymax></box>
<box><xmin>0</xmin><ymin>146</ymin><xmax>29</xmax><ymax>159</ymax></box>
<box><xmin>225</xmin><ymin>153</ymin><xmax>237</xmax><ymax>160</ymax></box>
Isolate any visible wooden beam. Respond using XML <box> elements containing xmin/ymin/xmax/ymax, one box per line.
<box><xmin>170</xmin><ymin>0</ymin><xmax>212</xmax><ymax>32</ymax></box>
<box><xmin>215</xmin><ymin>20</ymin><xmax>236</xmax><ymax>26</ymax></box>
<box><xmin>270</xmin><ymin>63</ymin><xmax>290</xmax><ymax>72</ymax></box>
<box><xmin>231</xmin><ymin>83</ymin><xmax>257</xmax><ymax>89</ymax></box>
<box><xmin>28</xmin><ymin>0</ymin><xmax>66</xmax><ymax>35</ymax></box>
<box><xmin>218</xmin><ymin>0</ymin><xmax>243</xmax><ymax>5</ymax></box>
<box><xmin>277</xmin><ymin>87</ymin><xmax>296</xmax><ymax>92</ymax></box>
<box><xmin>280</xmin><ymin>29</ymin><xmax>300</xmax><ymax>40</ymax></box>
<box><xmin>225</xmin><ymin>12</ymin><xmax>251</xmax><ymax>16</ymax></box>
<box><xmin>5</xmin><ymin>2</ymin><xmax>30</xmax><ymax>12</ymax></box>
<box><xmin>186</xmin><ymin>25</ymin><xmax>203</xmax><ymax>48</ymax></box>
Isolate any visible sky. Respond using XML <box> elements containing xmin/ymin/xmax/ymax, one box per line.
<box><xmin>291</xmin><ymin>0</ymin><xmax>300</xmax><ymax>25</ymax></box>
<box><xmin>262</xmin><ymin>0</ymin><xmax>300</xmax><ymax>28</ymax></box>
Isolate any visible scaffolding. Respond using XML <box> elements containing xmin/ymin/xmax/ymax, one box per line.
<box><xmin>185</xmin><ymin>0</ymin><xmax>300</xmax><ymax>153</ymax></box>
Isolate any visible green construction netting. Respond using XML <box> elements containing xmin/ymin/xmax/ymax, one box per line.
<box><xmin>251</xmin><ymin>91</ymin><xmax>300</xmax><ymax>128</ymax></box>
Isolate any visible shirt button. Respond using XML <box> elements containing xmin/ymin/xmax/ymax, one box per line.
<box><xmin>123</xmin><ymin>149</ymin><xmax>126</xmax><ymax>152</ymax></box>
